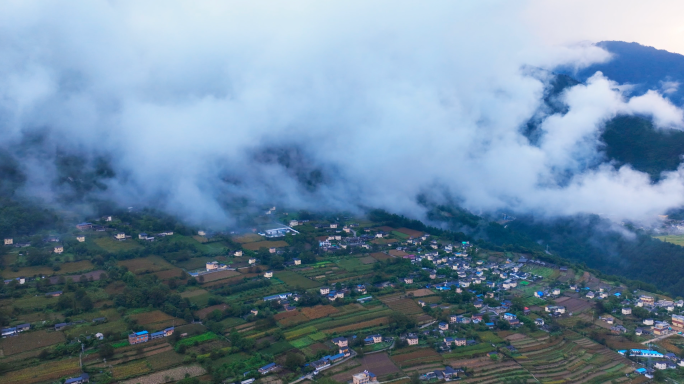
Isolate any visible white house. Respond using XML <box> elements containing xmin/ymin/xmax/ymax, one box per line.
<box><xmin>234</xmin><ymin>250</ymin><xmax>243</xmax><ymax>257</ymax></box>
<box><xmin>115</xmin><ymin>233</ymin><xmax>126</xmax><ymax>240</ymax></box>
<box><xmin>249</xmin><ymin>258</ymin><xmax>256</xmax><ymax>265</ymax></box>
<box><xmin>76</xmin><ymin>236</ymin><xmax>85</xmax><ymax>243</ymax></box>
<box><xmin>54</xmin><ymin>246</ymin><xmax>64</xmax><ymax>254</ymax></box>
<box><xmin>198</xmin><ymin>230</ymin><xmax>206</xmax><ymax>236</ymax></box>
<box><xmin>264</xmin><ymin>271</ymin><xmax>273</xmax><ymax>278</ymax></box>
<box><xmin>4</xmin><ymin>238</ymin><xmax>13</xmax><ymax>245</ymax></box>
<box><xmin>622</xmin><ymin>307</ymin><xmax>632</xmax><ymax>315</ymax></box>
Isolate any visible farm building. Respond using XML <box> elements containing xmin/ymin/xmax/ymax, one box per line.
<box><xmin>128</xmin><ymin>330</ymin><xmax>149</xmax><ymax>344</ymax></box>
<box><xmin>65</xmin><ymin>373</ymin><xmax>90</xmax><ymax>384</ymax></box>
<box><xmin>258</xmin><ymin>363</ymin><xmax>280</xmax><ymax>374</ymax></box>
<box><xmin>353</xmin><ymin>371</ymin><xmax>378</xmax><ymax>384</ymax></box>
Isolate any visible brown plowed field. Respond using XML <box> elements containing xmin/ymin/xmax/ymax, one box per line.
<box><xmin>301</xmin><ymin>305</ymin><xmax>338</xmax><ymax>320</ymax></box>
<box><xmin>199</xmin><ymin>270</ymin><xmax>240</xmax><ymax>283</ymax></box>
<box><xmin>0</xmin><ymin>330</ymin><xmax>65</xmax><ymax>355</ymax></box>
<box><xmin>195</xmin><ymin>304</ymin><xmax>229</xmax><ymax>319</ymax></box>
<box><xmin>408</xmin><ymin>289</ymin><xmax>434</xmax><ymax>297</ymax></box>
<box><xmin>243</xmin><ymin>240</ymin><xmax>288</xmax><ymax>251</ymax></box>
<box><xmin>324</xmin><ymin>317</ymin><xmax>389</xmax><ymax>334</ymax></box>
<box><xmin>396</xmin><ymin>228</ymin><xmax>424</xmax><ymax>238</ymax></box>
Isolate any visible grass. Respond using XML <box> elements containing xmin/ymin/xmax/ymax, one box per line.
<box><xmin>526</xmin><ymin>266</ymin><xmax>557</xmax><ymax>279</ymax></box>
<box><xmin>117</xmin><ymin>255</ymin><xmax>174</xmax><ymax>274</ymax></box>
<box><xmin>261</xmin><ymin>340</ymin><xmax>294</xmax><ymax>355</ymax></box>
<box><xmin>655</xmin><ymin>235</ymin><xmax>684</xmax><ymax>246</ymax></box>
<box><xmin>291</xmin><ymin>337</ymin><xmax>315</xmax><ymax>348</ymax></box>
<box><xmin>442</xmin><ymin>343</ymin><xmax>496</xmax><ymax>359</ymax></box>
<box><xmin>285</xmin><ymin>326</ymin><xmax>317</xmax><ymax>340</ymax></box>
<box><xmin>176</xmin><ymin>332</ymin><xmax>219</xmax><ymax>346</ymax></box>
<box><xmin>1</xmin><ymin>260</ymin><xmax>95</xmax><ymax>279</ymax></box>
<box><xmin>94</xmin><ymin>237</ymin><xmax>142</xmax><ymax>252</ymax></box>
<box><xmin>276</xmin><ymin>270</ymin><xmax>322</xmax><ymax>289</ymax></box>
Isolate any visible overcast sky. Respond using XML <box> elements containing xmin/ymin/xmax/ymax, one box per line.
<box><xmin>525</xmin><ymin>0</ymin><xmax>684</xmax><ymax>55</ymax></box>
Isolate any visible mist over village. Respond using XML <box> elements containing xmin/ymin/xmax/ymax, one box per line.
<box><xmin>2</xmin><ymin>1</ymin><xmax>684</xmax><ymax>383</ymax></box>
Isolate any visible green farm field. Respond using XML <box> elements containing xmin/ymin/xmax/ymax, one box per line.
<box><xmin>275</xmin><ymin>270</ymin><xmax>322</xmax><ymax>289</ymax></box>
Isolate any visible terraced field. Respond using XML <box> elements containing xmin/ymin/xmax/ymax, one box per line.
<box><xmin>509</xmin><ymin>331</ymin><xmax>635</xmax><ymax>383</ymax></box>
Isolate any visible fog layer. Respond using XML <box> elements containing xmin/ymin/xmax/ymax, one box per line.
<box><xmin>0</xmin><ymin>1</ymin><xmax>682</xmax><ymax>225</ymax></box>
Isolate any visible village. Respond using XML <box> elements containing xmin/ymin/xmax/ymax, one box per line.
<box><xmin>2</xmin><ymin>209</ymin><xmax>684</xmax><ymax>383</ymax></box>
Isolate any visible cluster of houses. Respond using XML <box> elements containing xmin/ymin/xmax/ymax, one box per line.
<box><xmin>420</xmin><ymin>366</ymin><xmax>460</xmax><ymax>381</ymax></box>
<box><xmin>320</xmin><ymin>286</ymin><xmax>346</xmax><ymax>301</ymax></box>
<box><xmin>261</xmin><ymin>292</ymin><xmax>299</xmax><ymax>312</ymax></box>
<box><xmin>128</xmin><ymin>327</ymin><xmax>175</xmax><ymax>345</ymax></box>
<box><xmin>1</xmin><ymin>323</ymin><xmax>30</xmax><ymax>337</ymax></box>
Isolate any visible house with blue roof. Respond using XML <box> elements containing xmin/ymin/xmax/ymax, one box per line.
<box><xmin>65</xmin><ymin>373</ymin><xmax>89</xmax><ymax>384</ymax></box>
<box><xmin>258</xmin><ymin>362</ymin><xmax>280</xmax><ymax>374</ymax></box>
<box><xmin>128</xmin><ymin>330</ymin><xmax>149</xmax><ymax>344</ymax></box>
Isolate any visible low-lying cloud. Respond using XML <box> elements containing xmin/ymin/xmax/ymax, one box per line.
<box><xmin>0</xmin><ymin>0</ymin><xmax>683</xmax><ymax>226</ymax></box>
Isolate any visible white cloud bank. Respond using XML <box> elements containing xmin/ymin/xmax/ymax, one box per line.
<box><xmin>0</xmin><ymin>0</ymin><xmax>682</xmax><ymax>225</ymax></box>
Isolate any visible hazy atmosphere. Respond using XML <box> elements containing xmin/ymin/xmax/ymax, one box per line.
<box><xmin>1</xmin><ymin>0</ymin><xmax>683</xmax><ymax>226</ymax></box>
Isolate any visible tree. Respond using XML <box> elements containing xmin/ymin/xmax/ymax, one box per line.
<box><xmin>99</xmin><ymin>344</ymin><xmax>114</xmax><ymax>359</ymax></box>
<box><xmin>284</xmin><ymin>352</ymin><xmax>305</xmax><ymax>371</ymax></box>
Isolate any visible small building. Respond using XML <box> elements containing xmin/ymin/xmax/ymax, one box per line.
<box><xmin>258</xmin><ymin>363</ymin><xmax>280</xmax><ymax>374</ymax></box>
<box><xmin>622</xmin><ymin>307</ymin><xmax>632</xmax><ymax>315</ymax></box>
<box><xmin>586</xmin><ymin>291</ymin><xmax>595</xmax><ymax>299</ymax></box>
<box><xmin>264</xmin><ymin>271</ymin><xmax>273</xmax><ymax>278</ymax></box>
<box><xmin>269</xmin><ymin>247</ymin><xmax>276</xmax><ymax>254</ymax></box>
<box><xmin>293</xmin><ymin>258</ymin><xmax>301</xmax><ymax>265</ymax></box>
<box><xmin>76</xmin><ymin>222</ymin><xmax>93</xmax><ymax>230</ymax></box>
<box><xmin>128</xmin><ymin>331</ymin><xmax>149</xmax><ymax>345</ymax></box>
<box><xmin>672</xmin><ymin>314</ymin><xmax>684</xmax><ymax>328</ymax></box>
<box><xmin>234</xmin><ymin>250</ymin><xmax>243</xmax><ymax>257</ymax></box>
<box><xmin>320</xmin><ymin>287</ymin><xmax>330</xmax><ymax>295</ymax></box>
<box><xmin>552</xmin><ymin>288</ymin><xmax>561</xmax><ymax>295</ymax></box>
<box><xmin>352</xmin><ymin>371</ymin><xmax>378</xmax><ymax>384</ymax></box>
<box><xmin>535</xmin><ymin>318</ymin><xmax>544</xmax><ymax>326</ymax></box>
<box><xmin>4</xmin><ymin>238</ymin><xmax>13</xmax><ymax>245</ymax></box>
<box><xmin>454</xmin><ymin>338</ymin><xmax>467</xmax><ymax>346</ymax></box>
<box><xmin>332</xmin><ymin>337</ymin><xmax>348</xmax><ymax>347</ymax></box>
<box><xmin>644</xmin><ymin>319</ymin><xmax>654</xmax><ymax>326</ymax></box>
<box><xmin>251</xmin><ymin>309</ymin><xmax>259</xmax><ymax>316</ymax></box>
<box><xmin>340</xmin><ymin>346</ymin><xmax>351</xmax><ymax>357</ymax></box>
<box><xmin>16</xmin><ymin>323</ymin><xmax>30</xmax><ymax>332</ymax></box>
<box><xmin>289</xmin><ymin>220</ymin><xmax>299</xmax><ymax>227</ymax></box>
<box><xmin>364</xmin><ymin>334</ymin><xmax>382</xmax><ymax>345</ymax></box>
<box><xmin>198</xmin><ymin>231</ymin><xmax>206</xmax><ymax>236</ymax></box>
<box><xmin>65</xmin><ymin>373</ymin><xmax>90</xmax><ymax>384</ymax></box>
<box><xmin>76</xmin><ymin>236</ymin><xmax>85</xmax><ymax>242</ymax></box>
<box><xmin>95</xmin><ymin>333</ymin><xmax>104</xmax><ymax>340</ymax></box>
<box><xmin>150</xmin><ymin>330</ymin><xmax>165</xmax><ymax>340</ymax></box>
<box><xmin>115</xmin><ymin>233</ymin><xmax>126</xmax><ymax>240</ymax></box>
<box><xmin>53</xmin><ymin>246</ymin><xmax>64</xmax><ymax>254</ymax></box>
<box><xmin>2</xmin><ymin>327</ymin><xmax>16</xmax><ymax>337</ymax></box>
<box><xmin>55</xmin><ymin>323</ymin><xmax>68</xmax><ymax>331</ymax></box>
<box><xmin>46</xmin><ymin>291</ymin><xmax>63</xmax><ymax>297</ymax></box>
<box><xmin>407</xmin><ymin>335</ymin><xmax>419</xmax><ymax>345</ymax></box>
<box><xmin>249</xmin><ymin>258</ymin><xmax>256</xmax><ymax>265</ymax></box>
<box><xmin>439</xmin><ymin>322</ymin><xmax>449</xmax><ymax>331</ymax></box>
<box><xmin>403</xmin><ymin>277</ymin><xmax>413</xmax><ymax>284</ymax></box>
